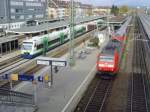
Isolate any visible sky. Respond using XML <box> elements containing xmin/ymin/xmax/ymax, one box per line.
<box><xmin>79</xmin><ymin>0</ymin><xmax>150</xmax><ymax>7</ymax></box>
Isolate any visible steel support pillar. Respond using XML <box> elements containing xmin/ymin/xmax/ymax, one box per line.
<box><xmin>69</xmin><ymin>0</ymin><xmax>75</xmax><ymax>66</ymax></box>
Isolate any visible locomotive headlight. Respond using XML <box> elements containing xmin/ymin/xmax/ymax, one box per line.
<box><xmin>99</xmin><ymin>64</ymin><xmax>104</xmax><ymax>67</ymax></box>
<box><xmin>108</xmin><ymin>65</ymin><xmax>114</xmax><ymax>67</ymax></box>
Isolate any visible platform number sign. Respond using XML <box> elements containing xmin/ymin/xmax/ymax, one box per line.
<box><xmin>36</xmin><ymin>57</ymin><xmax>67</xmax><ymax>67</ymax></box>
<box><xmin>36</xmin><ymin>57</ymin><xmax>67</xmax><ymax>85</ymax></box>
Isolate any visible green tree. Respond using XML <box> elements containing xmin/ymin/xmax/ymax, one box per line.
<box><xmin>111</xmin><ymin>5</ymin><xmax>119</xmax><ymax>16</ymax></box>
<box><xmin>89</xmin><ymin>37</ymin><xmax>99</xmax><ymax>47</ymax></box>
<box><xmin>119</xmin><ymin>5</ymin><xmax>129</xmax><ymax>14</ymax></box>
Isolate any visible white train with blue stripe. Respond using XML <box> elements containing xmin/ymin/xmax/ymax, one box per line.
<box><xmin>21</xmin><ymin>24</ymin><xmax>87</xmax><ymax>59</ymax></box>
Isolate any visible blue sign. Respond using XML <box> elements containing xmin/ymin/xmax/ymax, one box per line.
<box><xmin>0</xmin><ymin>74</ymin><xmax>8</xmax><ymax>80</ymax></box>
<box><xmin>2</xmin><ymin>74</ymin><xmax>8</xmax><ymax>80</ymax></box>
<box><xmin>1</xmin><ymin>74</ymin><xmax>49</xmax><ymax>82</ymax></box>
<box><xmin>38</xmin><ymin>76</ymin><xmax>43</xmax><ymax>82</ymax></box>
<box><xmin>18</xmin><ymin>75</ymin><xmax>34</xmax><ymax>81</ymax></box>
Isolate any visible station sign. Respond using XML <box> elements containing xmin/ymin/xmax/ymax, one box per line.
<box><xmin>37</xmin><ymin>60</ymin><xmax>50</xmax><ymax>66</ymax></box>
<box><xmin>10</xmin><ymin>74</ymin><xmax>18</xmax><ymax>81</ymax></box>
<box><xmin>52</xmin><ymin>61</ymin><xmax>66</xmax><ymax>67</ymax></box>
<box><xmin>36</xmin><ymin>56</ymin><xmax>67</xmax><ymax>67</ymax></box>
<box><xmin>0</xmin><ymin>74</ymin><xmax>49</xmax><ymax>82</ymax></box>
<box><xmin>43</xmin><ymin>74</ymin><xmax>49</xmax><ymax>81</ymax></box>
<box><xmin>18</xmin><ymin>75</ymin><xmax>34</xmax><ymax>81</ymax></box>
<box><xmin>1</xmin><ymin>74</ymin><xmax>8</xmax><ymax>80</ymax></box>
<box><xmin>37</xmin><ymin>74</ymin><xmax>49</xmax><ymax>82</ymax></box>
<box><xmin>9</xmin><ymin>74</ymin><xmax>34</xmax><ymax>81</ymax></box>
<box><xmin>37</xmin><ymin>76</ymin><xmax>43</xmax><ymax>82</ymax></box>
<box><xmin>36</xmin><ymin>57</ymin><xmax>67</xmax><ymax>86</ymax></box>
<box><xmin>0</xmin><ymin>57</ymin><xmax>67</xmax><ymax>85</ymax></box>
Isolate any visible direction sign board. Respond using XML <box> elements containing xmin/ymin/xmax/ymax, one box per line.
<box><xmin>37</xmin><ymin>60</ymin><xmax>50</xmax><ymax>65</ymax></box>
<box><xmin>52</xmin><ymin>61</ymin><xmax>67</xmax><ymax>67</ymax></box>
<box><xmin>36</xmin><ymin>56</ymin><xmax>67</xmax><ymax>67</ymax></box>
<box><xmin>36</xmin><ymin>56</ymin><xmax>67</xmax><ymax>86</ymax></box>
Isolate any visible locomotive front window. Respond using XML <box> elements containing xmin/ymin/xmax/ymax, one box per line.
<box><xmin>22</xmin><ymin>44</ymin><xmax>32</xmax><ymax>50</ymax></box>
<box><xmin>99</xmin><ymin>56</ymin><xmax>114</xmax><ymax>62</ymax></box>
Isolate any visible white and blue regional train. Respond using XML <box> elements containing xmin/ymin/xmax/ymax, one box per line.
<box><xmin>21</xmin><ymin>24</ymin><xmax>88</xmax><ymax>59</ymax></box>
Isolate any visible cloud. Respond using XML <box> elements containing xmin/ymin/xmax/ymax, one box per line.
<box><xmin>80</xmin><ymin>0</ymin><xmax>150</xmax><ymax>6</ymax></box>
<box><xmin>114</xmin><ymin>0</ymin><xmax>146</xmax><ymax>6</ymax></box>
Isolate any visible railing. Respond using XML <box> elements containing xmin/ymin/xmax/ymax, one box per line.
<box><xmin>0</xmin><ymin>88</ymin><xmax>35</xmax><ymax>106</ymax></box>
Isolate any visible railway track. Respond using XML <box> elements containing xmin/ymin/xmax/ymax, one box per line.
<box><xmin>138</xmin><ymin>15</ymin><xmax>150</xmax><ymax>111</ymax></box>
<box><xmin>74</xmin><ymin>75</ymin><xmax>113</xmax><ymax>112</ymax></box>
<box><xmin>0</xmin><ymin>59</ymin><xmax>30</xmax><ymax>75</ymax></box>
<box><xmin>0</xmin><ymin>55</ymin><xmax>23</xmax><ymax>70</ymax></box>
<box><xmin>0</xmin><ymin>30</ymin><xmax>95</xmax><ymax>89</ymax></box>
<box><xmin>0</xmin><ymin>54</ymin><xmax>20</xmax><ymax>66</ymax></box>
<box><xmin>126</xmin><ymin>17</ymin><xmax>149</xmax><ymax>112</ymax></box>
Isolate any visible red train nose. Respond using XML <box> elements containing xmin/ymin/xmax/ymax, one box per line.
<box><xmin>97</xmin><ymin>62</ymin><xmax>115</xmax><ymax>72</ymax></box>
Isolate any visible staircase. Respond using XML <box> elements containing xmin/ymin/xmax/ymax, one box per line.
<box><xmin>0</xmin><ymin>88</ymin><xmax>37</xmax><ymax>112</ymax></box>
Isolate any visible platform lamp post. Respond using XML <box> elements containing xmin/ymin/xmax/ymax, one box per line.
<box><xmin>69</xmin><ymin>0</ymin><xmax>75</xmax><ymax>66</ymax></box>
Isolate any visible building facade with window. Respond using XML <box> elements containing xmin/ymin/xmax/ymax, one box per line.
<box><xmin>0</xmin><ymin>0</ymin><xmax>47</xmax><ymax>30</ymax></box>
<box><xmin>48</xmin><ymin>0</ymin><xmax>93</xmax><ymax>19</ymax></box>
<box><xmin>48</xmin><ymin>0</ymin><xmax>69</xmax><ymax>19</ymax></box>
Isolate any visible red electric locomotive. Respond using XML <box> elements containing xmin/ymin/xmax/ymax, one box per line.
<box><xmin>96</xmin><ymin>16</ymin><xmax>132</xmax><ymax>79</ymax></box>
<box><xmin>96</xmin><ymin>39</ymin><xmax>122</xmax><ymax>78</ymax></box>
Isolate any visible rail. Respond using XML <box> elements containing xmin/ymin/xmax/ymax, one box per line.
<box><xmin>126</xmin><ymin>16</ymin><xmax>149</xmax><ymax>112</ymax></box>
<box><xmin>0</xmin><ymin>88</ymin><xmax>35</xmax><ymax>106</ymax></box>
<box><xmin>74</xmin><ymin>77</ymin><xmax>113</xmax><ymax>112</ymax></box>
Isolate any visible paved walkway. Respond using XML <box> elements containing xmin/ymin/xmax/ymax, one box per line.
<box><xmin>16</xmin><ymin>47</ymin><xmax>98</xmax><ymax>112</ymax></box>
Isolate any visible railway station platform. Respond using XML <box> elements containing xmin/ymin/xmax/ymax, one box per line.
<box><xmin>0</xmin><ymin>50</ymin><xmax>21</xmax><ymax>62</ymax></box>
<box><xmin>15</xmin><ymin>50</ymin><xmax>97</xmax><ymax>112</ymax></box>
<box><xmin>13</xmin><ymin>35</ymin><xmax>108</xmax><ymax>112</ymax></box>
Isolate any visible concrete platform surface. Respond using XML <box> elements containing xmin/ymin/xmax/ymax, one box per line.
<box><xmin>16</xmin><ymin>48</ymin><xmax>98</xmax><ymax>112</ymax></box>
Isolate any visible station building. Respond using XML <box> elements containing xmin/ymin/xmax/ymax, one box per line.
<box><xmin>0</xmin><ymin>34</ymin><xmax>24</xmax><ymax>55</ymax></box>
<box><xmin>0</xmin><ymin>0</ymin><xmax>47</xmax><ymax>30</ymax></box>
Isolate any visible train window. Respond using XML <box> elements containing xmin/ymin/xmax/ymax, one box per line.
<box><xmin>37</xmin><ymin>44</ymin><xmax>43</xmax><ymax>50</ymax></box>
<box><xmin>48</xmin><ymin>38</ymin><xmax>60</xmax><ymax>45</ymax></box>
<box><xmin>56</xmin><ymin>28</ymin><xmax>60</xmax><ymax>31</ymax></box>
<box><xmin>64</xmin><ymin>34</ymin><xmax>68</xmax><ymax>39</ymax></box>
<box><xmin>99</xmin><ymin>56</ymin><xmax>114</xmax><ymax>62</ymax></box>
<box><xmin>23</xmin><ymin>42</ymin><xmax>33</xmax><ymax>44</ymax></box>
<box><xmin>22</xmin><ymin>42</ymin><xmax>33</xmax><ymax>50</ymax></box>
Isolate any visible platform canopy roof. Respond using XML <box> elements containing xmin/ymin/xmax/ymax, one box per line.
<box><xmin>7</xmin><ymin>16</ymin><xmax>106</xmax><ymax>34</ymax></box>
<box><xmin>108</xmin><ymin>16</ymin><xmax>127</xmax><ymax>24</ymax></box>
<box><xmin>0</xmin><ymin>34</ymin><xmax>22</xmax><ymax>44</ymax></box>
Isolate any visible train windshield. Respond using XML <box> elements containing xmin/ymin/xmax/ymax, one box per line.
<box><xmin>22</xmin><ymin>42</ymin><xmax>33</xmax><ymax>50</ymax></box>
<box><xmin>99</xmin><ymin>56</ymin><xmax>114</xmax><ymax>62</ymax></box>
